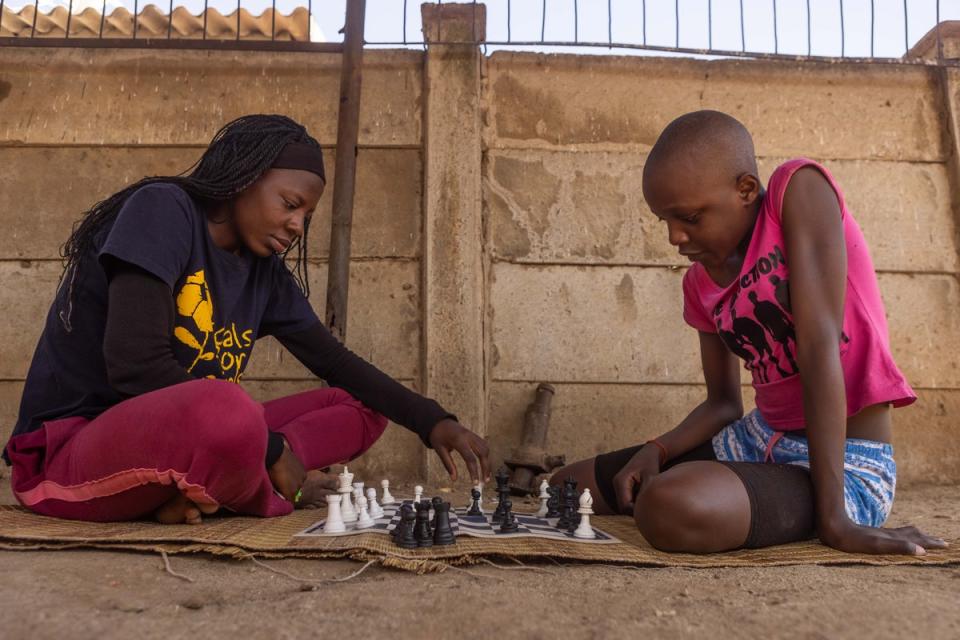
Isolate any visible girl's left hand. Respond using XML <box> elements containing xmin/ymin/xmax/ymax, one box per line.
<box><xmin>820</xmin><ymin>519</ymin><xmax>948</xmax><ymax>556</ymax></box>
<box><xmin>267</xmin><ymin>438</ymin><xmax>307</xmax><ymax>504</ymax></box>
<box><xmin>428</xmin><ymin>418</ymin><xmax>491</xmax><ymax>484</ymax></box>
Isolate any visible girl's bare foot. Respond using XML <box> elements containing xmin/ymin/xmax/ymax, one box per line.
<box><xmin>154</xmin><ymin>492</ymin><xmax>218</xmax><ymax>525</ymax></box>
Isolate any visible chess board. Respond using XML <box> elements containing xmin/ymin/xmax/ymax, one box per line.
<box><xmin>296</xmin><ymin>501</ymin><xmax>621</xmax><ymax>544</ymax></box>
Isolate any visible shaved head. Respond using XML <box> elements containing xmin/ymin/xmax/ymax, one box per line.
<box><xmin>643</xmin><ymin>111</ymin><xmax>757</xmax><ymax>188</ymax></box>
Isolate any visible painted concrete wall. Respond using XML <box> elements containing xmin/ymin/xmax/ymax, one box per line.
<box><xmin>1</xmin><ymin>37</ymin><xmax>958</xmax><ymax>488</ymax></box>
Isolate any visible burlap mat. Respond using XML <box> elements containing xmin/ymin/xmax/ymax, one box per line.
<box><xmin>0</xmin><ymin>505</ymin><xmax>957</xmax><ymax>572</ymax></box>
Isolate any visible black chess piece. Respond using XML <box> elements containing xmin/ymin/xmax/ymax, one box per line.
<box><xmin>415</xmin><ymin>500</ymin><xmax>433</xmax><ymax>547</ymax></box>
<box><xmin>545</xmin><ymin>485</ymin><xmax>561</xmax><ymax>518</ymax></box>
<box><xmin>432</xmin><ymin>501</ymin><xmax>456</xmax><ymax>545</ymax></box>
<box><xmin>500</xmin><ymin>499</ymin><xmax>519</xmax><ymax>533</ymax></box>
<box><xmin>466</xmin><ymin>488</ymin><xmax>482</xmax><ymax>516</ymax></box>
<box><xmin>430</xmin><ymin>496</ymin><xmax>443</xmax><ymax>527</ymax></box>
<box><xmin>491</xmin><ymin>468</ymin><xmax>509</xmax><ymax>524</ymax></box>
<box><xmin>396</xmin><ymin>506</ymin><xmax>418</xmax><ymax>549</ymax></box>
<box><xmin>391</xmin><ymin>503</ymin><xmax>411</xmax><ymax>541</ymax></box>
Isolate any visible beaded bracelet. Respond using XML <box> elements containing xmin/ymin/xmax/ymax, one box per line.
<box><xmin>646</xmin><ymin>438</ymin><xmax>669</xmax><ymax>467</ymax></box>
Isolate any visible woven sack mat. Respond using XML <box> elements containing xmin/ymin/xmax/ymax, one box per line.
<box><xmin>1</xmin><ymin>505</ymin><xmax>957</xmax><ymax>573</ymax></box>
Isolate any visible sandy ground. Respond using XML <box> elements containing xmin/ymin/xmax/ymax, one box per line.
<box><xmin>0</xmin><ymin>481</ymin><xmax>957</xmax><ymax>640</ymax></box>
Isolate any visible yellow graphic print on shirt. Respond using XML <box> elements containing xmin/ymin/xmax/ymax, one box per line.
<box><xmin>173</xmin><ymin>270</ymin><xmax>254</xmax><ymax>382</ymax></box>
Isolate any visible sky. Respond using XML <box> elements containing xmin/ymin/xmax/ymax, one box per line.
<box><xmin>19</xmin><ymin>0</ymin><xmax>960</xmax><ymax>59</ymax></box>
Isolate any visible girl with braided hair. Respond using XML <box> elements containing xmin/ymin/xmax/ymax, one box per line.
<box><xmin>5</xmin><ymin>114</ymin><xmax>490</xmax><ymax>524</ymax></box>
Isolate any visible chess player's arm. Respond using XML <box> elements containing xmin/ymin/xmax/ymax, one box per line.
<box><xmin>277</xmin><ymin>322</ymin><xmax>491</xmax><ymax>483</ymax></box>
<box><xmin>611</xmin><ymin>331</ymin><xmax>742</xmax><ymax>513</ymax></box>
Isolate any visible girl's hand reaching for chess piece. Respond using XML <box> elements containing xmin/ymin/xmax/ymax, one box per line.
<box><xmin>429</xmin><ymin>418</ymin><xmax>491</xmax><ymax>485</ymax></box>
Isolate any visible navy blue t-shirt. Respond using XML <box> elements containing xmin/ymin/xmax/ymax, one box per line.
<box><xmin>8</xmin><ymin>183</ymin><xmax>318</xmax><ymax>443</ymax></box>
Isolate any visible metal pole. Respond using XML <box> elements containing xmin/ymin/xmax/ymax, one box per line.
<box><xmin>325</xmin><ymin>0</ymin><xmax>366</xmax><ymax>342</ymax></box>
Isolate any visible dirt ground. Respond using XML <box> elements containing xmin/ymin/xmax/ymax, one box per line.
<box><xmin>0</xmin><ymin>482</ymin><xmax>957</xmax><ymax>640</ymax></box>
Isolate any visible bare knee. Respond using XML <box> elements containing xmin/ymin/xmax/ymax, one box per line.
<box><xmin>633</xmin><ymin>475</ymin><xmax>721</xmax><ymax>552</ymax></box>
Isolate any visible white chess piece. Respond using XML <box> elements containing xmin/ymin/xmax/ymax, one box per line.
<box><xmin>339</xmin><ymin>467</ymin><xmax>358</xmax><ymax>522</ymax></box>
<box><xmin>352</xmin><ymin>481</ymin><xmax>365</xmax><ymax>508</ymax></box>
<box><xmin>470</xmin><ymin>482</ymin><xmax>483</xmax><ymax>513</ymax></box>
<box><xmin>535</xmin><ymin>479</ymin><xmax>550</xmax><ymax>517</ymax></box>
<box><xmin>366</xmin><ymin>487</ymin><xmax>384</xmax><ymax>519</ymax></box>
<box><xmin>414</xmin><ymin>485</ymin><xmax>423</xmax><ymax>503</ymax></box>
<box><xmin>573</xmin><ymin>488</ymin><xmax>596</xmax><ymax>539</ymax></box>
<box><xmin>380</xmin><ymin>479</ymin><xmax>396</xmax><ymax>505</ymax></box>
<box><xmin>355</xmin><ymin>495</ymin><xmax>375</xmax><ymax>529</ymax></box>
<box><xmin>324</xmin><ymin>494</ymin><xmax>346</xmax><ymax>534</ymax></box>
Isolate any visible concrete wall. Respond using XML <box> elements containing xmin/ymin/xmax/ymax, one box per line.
<box><xmin>484</xmin><ymin>54</ymin><xmax>960</xmax><ymax>486</ymax></box>
<box><xmin>0</xmin><ymin>47</ymin><xmax>428</xmax><ymax>481</ymax></box>
<box><xmin>2</xmin><ymin>30</ymin><xmax>959</xmax><ymax>488</ymax></box>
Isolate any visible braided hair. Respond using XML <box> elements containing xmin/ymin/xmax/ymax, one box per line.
<box><xmin>58</xmin><ymin>114</ymin><xmax>319</xmax><ymax>331</ymax></box>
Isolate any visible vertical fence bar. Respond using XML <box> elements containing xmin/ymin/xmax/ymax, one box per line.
<box><xmin>402</xmin><ymin>0</ymin><xmax>408</xmax><ymax>43</ymax></box>
<box><xmin>642</xmin><ymin>0</ymin><xmax>646</xmax><ymax>45</ymax></box>
<box><xmin>902</xmin><ymin>0</ymin><xmax>908</xmax><ymax>55</ymax></box>
<box><xmin>869</xmin><ymin>0</ymin><xmax>874</xmax><ymax>57</ymax></box>
<box><xmin>839</xmin><ymin>0</ymin><xmax>844</xmax><ymax>57</ymax></box>
<box><xmin>607</xmin><ymin>0</ymin><xmax>611</xmax><ymax>47</ymax></box>
<box><xmin>325</xmin><ymin>0</ymin><xmax>367</xmax><ymax>342</ymax></box>
<box><xmin>772</xmin><ymin>0</ymin><xmax>777</xmax><ymax>54</ymax></box>
<box><xmin>541</xmin><ymin>0</ymin><xmax>546</xmax><ymax>41</ymax></box>
<box><xmin>708</xmin><ymin>0</ymin><xmax>712</xmax><ymax>50</ymax></box>
<box><xmin>168</xmin><ymin>0</ymin><xmax>174</xmax><ymax>39</ymax></box>
<box><xmin>270</xmin><ymin>0</ymin><xmax>275</xmax><ymax>40</ymax></box>
<box><xmin>573</xmin><ymin>0</ymin><xmax>578</xmax><ymax>43</ymax></box>
<box><xmin>66</xmin><ymin>0</ymin><xmax>73</xmax><ymax>37</ymax></box>
<box><xmin>936</xmin><ymin>0</ymin><xmax>943</xmax><ymax>62</ymax></box>
<box><xmin>308</xmin><ymin>0</ymin><xmax>312</xmax><ymax>42</ymax></box>
<box><xmin>806</xmin><ymin>0</ymin><xmax>811</xmax><ymax>55</ymax></box>
<box><xmin>30</xmin><ymin>0</ymin><xmax>38</xmax><ymax>37</ymax></box>
<box><xmin>674</xmin><ymin>0</ymin><xmax>678</xmax><ymax>47</ymax></box>
<box><xmin>507</xmin><ymin>0</ymin><xmax>511</xmax><ymax>42</ymax></box>
<box><xmin>236</xmin><ymin>0</ymin><xmax>240</xmax><ymax>41</ymax></box>
<box><xmin>739</xmin><ymin>0</ymin><xmax>745</xmax><ymax>51</ymax></box>
<box><xmin>133</xmin><ymin>0</ymin><xmax>138</xmax><ymax>38</ymax></box>
<box><xmin>99</xmin><ymin>0</ymin><xmax>106</xmax><ymax>37</ymax></box>
<box><xmin>202</xmin><ymin>0</ymin><xmax>208</xmax><ymax>39</ymax></box>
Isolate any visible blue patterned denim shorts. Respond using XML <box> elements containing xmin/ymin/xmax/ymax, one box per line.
<box><xmin>712</xmin><ymin>409</ymin><xmax>897</xmax><ymax>527</ymax></box>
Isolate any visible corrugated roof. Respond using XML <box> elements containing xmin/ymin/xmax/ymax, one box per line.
<box><xmin>0</xmin><ymin>4</ymin><xmax>317</xmax><ymax>41</ymax></box>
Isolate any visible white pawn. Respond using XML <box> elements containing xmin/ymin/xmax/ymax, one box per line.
<box><xmin>380</xmin><ymin>479</ymin><xmax>396</xmax><ymax>505</ymax></box>
<box><xmin>339</xmin><ymin>467</ymin><xmax>357</xmax><ymax>523</ymax></box>
<box><xmin>414</xmin><ymin>485</ymin><xmax>423</xmax><ymax>504</ymax></box>
<box><xmin>366</xmin><ymin>487</ymin><xmax>384</xmax><ymax>519</ymax></box>
<box><xmin>573</xmin><ymin>488</ymin><xmax>596</xmax><ymax>539</ymax></box>
<box><xmin>324</xmin><ymin>494</ymin><xmax>346</xmax><ymax>534</ymax></box>
<box><xmin>470</xmin><ymin>482</ymin><xmax>484</xmax><ymax>513</ymax></box>
<box><xmin>535</xmin><ymin>479</ymin><xmax>550</xmax><ymax>517</ymax></box>
<box><xmin>355</xmin><ymin>495</ymin><xmax>375</xmax><ymax>529</ymax></box>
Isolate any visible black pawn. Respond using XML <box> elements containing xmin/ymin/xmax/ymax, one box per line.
<box><xmin>432</xmin><ymin>501</ymin><xmax>456</xmax><ymax>546</ymax></box>
<box><xmin>430</xmin><ymin>496</ymin><xmax>443</xmax><ymax>527</ymax></box>
<box><xmin>466</xmin><ymin>488</ymin><xmax>482</xmax><ymax>516</ymax></box>
<box><xmin>415</xmin><ymin>500</ymin><xmax>433</xmax><ymax>547</ymax></box>
<box><xmin>396</xmin><ymin>506</ymin><xmax>418</xmax><ymax>549</ymax></box>
<box><xmin>500</xmin><ymin>499</ymin><xmax>519</xmax><ymax>533</ymax></box>
<box><xmin>545</xmin><ymin>485</ymin><xmax>561</xmax><ymax>518</ymax></box>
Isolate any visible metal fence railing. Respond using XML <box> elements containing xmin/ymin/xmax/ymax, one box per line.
<box><xmin>1</xmin><ymin>0</ymin><xmax>958</xmax><ymax>64</ymax></box>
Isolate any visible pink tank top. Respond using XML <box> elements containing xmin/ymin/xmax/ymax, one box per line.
<box><xmin>682</xmin><ymin>159</ymin><xmax>916</xmax><ymax>430</ymax></box>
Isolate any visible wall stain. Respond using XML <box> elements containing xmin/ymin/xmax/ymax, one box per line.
<box><xmin>614</xmin><ymin>274</ymin><xmax>638</xmax><ymax>322</ymax></box>
<box><xmin>0</xmin><ymin>80</ymin><xmax>11</xmax><ymax>103</ymax></box>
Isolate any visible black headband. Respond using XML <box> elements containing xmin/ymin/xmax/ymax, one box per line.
<box><xmin>271</xmin><ymin>142</ymin><xmax>326</xmax><ymax>182</ymax></box>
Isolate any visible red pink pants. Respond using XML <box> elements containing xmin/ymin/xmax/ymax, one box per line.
<box><xmin>6</xmin><ymin>379</ymin><xmax>388</xmax><ymax>521</ymax></box>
